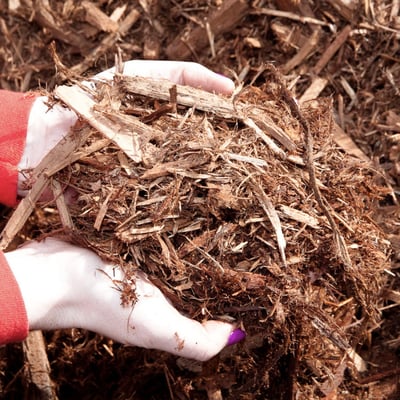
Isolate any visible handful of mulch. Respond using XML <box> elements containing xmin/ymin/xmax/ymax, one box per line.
<box><xmin>6</xmin><ymin>65</ymin><xmax>391</xmax><ymax>396</ymax></box>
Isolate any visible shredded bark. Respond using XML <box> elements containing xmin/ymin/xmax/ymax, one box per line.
<box><xmin>1</xmin><ymin>0</ymin><xmax>399</xmax><ymax>399</ymax></box>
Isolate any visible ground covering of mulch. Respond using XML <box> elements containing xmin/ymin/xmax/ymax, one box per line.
<box><xmin>1</xmin><ymin>0</ymin><xmax>400</xmax><ymax>399</ymax></box>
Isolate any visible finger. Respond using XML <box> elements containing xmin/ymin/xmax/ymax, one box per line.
<box><xmin>96</xmin><ymin>60</ymin><xmax>235</xmax><ymax>95</ymax></box>
<box><xmin>125</xmin><ymin>275</ymin><xmax>245</xmax><ymax>361</ymax></box>
<box><xmin>170</xmin><ymin>62</ymin><xmax>235</xmax><ymax>95</ymax></box>
<box><xmin>131</xmin><ymin>300</ymin><xmax>240</xmax><ymax>361</ymax></box>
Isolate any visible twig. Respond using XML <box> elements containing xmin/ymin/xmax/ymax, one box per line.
<box><xmin>313</xmin><ymin>25</ymin><xmax>352</xmax><ymax>75</ymax></box>
<box><xmin>254</xmin><ymin>8</ymin><xmax>335</xmax><ymax>30</ymax></box>
<box><xmin>70</xmin><ymin>8</ymin><xmax>141</xmax><ymax>75</ymax></box>
<box><xmin>312</xmin><ymin>317</ymin><xmax>366</xmax><ymax>372</ymax></box>
<box><xmin>242</xmin><ymin>117</ymin><xmax>287</xmax><ymax>159</ymax></box>
<box><xmin>81</xmin><ymin>1</ymin><xmax>118</xmax><ymax>33</ymax></box>
<box><xmin>121</xmin><ymin>75</ymin><xmax>236</xmax><ymax>116</ymax></box>
<box><xmin>283</xmin><ymin>28</ymin><xmax>321</xmax><ymax>74</ymax></box>
<box><xmin>55</xmin><ymin>85</ymin><xmax>143</xmax><ymax>162</ymax></box>
<box><xmin>0</xmin><ymin>127</ymin><xmax>91</xmax><ymax>250</ymax></box>
<box><xmin>0</xmin><ymin>125</ymin><xmax>99</xmax><ymax>250</ymax></box>
<box><xmin>332</xmin><ymin>122</ymin><xmax>370</xmax><ymax>163</ymax></box>
<box><xmin>299</xmin><ymin>77</ymin><xmax>328</xmax><ymax>104</ymax></box>
<box><xmin>270</xmin><ymin>65</ymin><xmax>353</xmax><ymax>269</ymax></box>
<box><xmin>22</xmin><ymin>331</ymin><xmax>58</xmax><ymax>400</ymax></box>
<box><xmin>51</xmin><ymin>179</ymin><xmax>75</xmax><ymax>230</ymax></box>
<box><xmin>358</xmin><ymin>367</ymin><xmax>400</xmax><ymax>384</ymax></box>
<box><xmin>32</xmin><ymin>0</ymin><xmax>85</xmax><ymax>50</ymax></box>
<box><xmin>250</xmin><ymin>178</ymin><xmax>287</xmax><ymax>267</ymax></box>
<box><xmin>166</xmin><ymin>0</ymin><xmax>250</xmax><ymax>60</ymax></box>
<box><xmin>120</xmin><ymin>75</ymin><xmax>294</xmax><ymax>156</ymax></box>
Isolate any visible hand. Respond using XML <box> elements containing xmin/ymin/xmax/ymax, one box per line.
<box><xmin>5</xmin><ymin>238</ymin><xmax>244</xmax><ymax>361</ymax></box>
<box><xmin>12</xmin><ymin>62</ymin><xmax>241</xmax><ymax>360</ymax></box>
<box><xmin>17</xmin><ymin>60</ymin><xmax>234</xmax><ymax>196</ymax></box>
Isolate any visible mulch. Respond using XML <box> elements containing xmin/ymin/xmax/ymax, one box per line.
<box><xmin>1</xmin><ymin>1</ymin><xmax>399</xmax><ymax>399</ymax></box>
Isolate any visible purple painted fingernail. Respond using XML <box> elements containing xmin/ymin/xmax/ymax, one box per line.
<box><xmin>227</xmin><ymin>328</ymin><xmax>246</xmax><ymax>346</ymax></box>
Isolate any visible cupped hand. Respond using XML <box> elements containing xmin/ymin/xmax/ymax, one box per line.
<box><xmin>18</xmin><ymin>60</ymin><xmax>235</xmax><ymax>196</ymax></box>
<box><xmin>12</xmin><ymin>62</ymin><xmax>242</xmax><ymax>360</ymax></box>
<box><xmin>6</xmin><ymin>238</ymin><xmax>245</xmax><ymax>361</ymax></box>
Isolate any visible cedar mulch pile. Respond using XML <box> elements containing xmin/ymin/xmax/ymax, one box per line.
<box><xmin>1</xmin><ymin>1</ymin><xmax>400</xmax><ymax>399</ymax></box>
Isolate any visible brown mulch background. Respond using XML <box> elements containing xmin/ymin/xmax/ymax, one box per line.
<box><xmin>1</xmin><ymin>0</ymin><xmax>400</xmax><ymax>399</ymax></box>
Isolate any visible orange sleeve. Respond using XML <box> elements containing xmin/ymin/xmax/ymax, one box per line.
<box><xmin>0</xmin><ymin>90</ymin><xmax>35</xmax><ymax>343</ymax></box>
<box><xmin>0</xmin><ymin>251</ymin><xmax>28</xmax><ymax>344</ymax></box>
<box><xmin>0</xmin><ymin>90</ymin><xmax>37</xmax><ymax>207</ymax></box>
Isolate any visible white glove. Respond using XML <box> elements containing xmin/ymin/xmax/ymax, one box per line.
<box><xmin>5</xmin><ymin>238</ymin><xmax>245</xmax><ymax>361</ymax></box>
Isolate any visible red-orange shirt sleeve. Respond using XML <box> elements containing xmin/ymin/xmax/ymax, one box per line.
<box><xmin>0</xmin><ymin>90</ymin><xmax>37</xmax><ymax>207</ymax></box>
<box><xmin>0</xmin><ymin>89</ymin><xmax>35</xmax><ymax>343</ymax></box>
<box><xmin>0</xmin><ymin>251</ymin><xmax>28</xmax><ymax>344</ymax></box>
